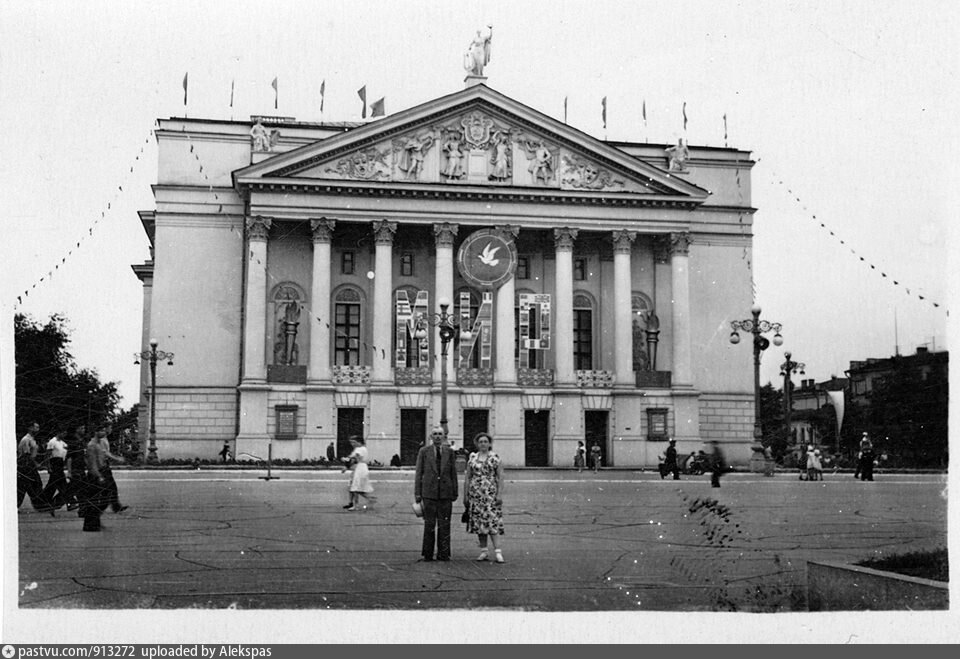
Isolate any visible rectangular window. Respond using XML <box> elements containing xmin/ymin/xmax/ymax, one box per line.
<box><xmin>574</xmin><ymin>258</ymin><xmax>587</xmax><ymax>281</ymax></box>
<box><xmin>400</xmin><ymin>252</ymin><xmax>414</xmax><ymax>276</ymax></box>
<box><xmin>517</xmin><ymin>255</ymin><xmax>530</xmax><ymax>280</ymax></box>
<box><xmin>646</xmin><ymin>408</ymin><xmax>668</xmax><ymax>440</ymax></box>
<box><xmin>341</xmin><ymin>251</ymin><xmax>355</xmax><ymax>275</ymax></box>
<box><xmin>573</xmin><ymin>309</ymin><xmax>593</xmax><ymax>370</ymax></box>
<box><xmin>334</xmin><ymin>303</ymin><xmax>361</xmax><ymax>365</ymax></box>
<box><xmin>276</xmin><ymin>405</ymin><xmax>298</xmax><ymax>440</ymax></box>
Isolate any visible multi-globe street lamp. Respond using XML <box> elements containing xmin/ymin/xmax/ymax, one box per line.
<box><xmin>134</xmin><ymin>338</ymin><xmax>174</xmax><ymax>464</ymax></box>
<box><xmin>780</xmin><ymin>351</ymin><xmax>806</xmax><ymax>452</ymax></box>
<box><xmin>414</xmin><ymin>297</ymin><xmax>471</xmax><ymax>438</ymax></box>
<box><xmin>729</xmin><ymin>304</ymin><xmax>783</xmax><ymax>455</ymax></box>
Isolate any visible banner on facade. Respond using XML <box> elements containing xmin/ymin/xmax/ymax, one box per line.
<box><xmin>827</xmin><ymin>390</ymin><xmax>844</xmax><ymax>435</ymax></box>
<box><xmin>518</xmin><ymin>293</ymin><xmax>551</xmax><ymax>368</ymax></box>
<box><xmin>456</xmin><ymin>228</ymin><xmax>518</xmax><ymax>290</ymax></box>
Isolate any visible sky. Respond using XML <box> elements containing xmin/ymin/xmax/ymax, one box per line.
<box><xmin>1</xmin><ymin>0</ymin><xmax>955</xmax><ymax>409</ymax></box>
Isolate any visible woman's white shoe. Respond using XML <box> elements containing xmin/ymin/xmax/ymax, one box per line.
<box><xmin>476</xmin><ymin>549</ymin><xmax>489</xmax><ymax>561</ymax></box>
<box><xmin>494</xmin><ymin>550</ymin><xmax>505</xmax><ymax>564</ymax></box>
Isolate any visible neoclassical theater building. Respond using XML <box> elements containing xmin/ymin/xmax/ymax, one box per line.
<box><xmin>134</xmin><ymin>80</ymin><xmax>758</xmax><ymax>467</ymax></box>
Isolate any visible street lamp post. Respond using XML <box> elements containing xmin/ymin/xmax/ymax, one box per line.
<box><xmin>134</xmin><ymin>338</ymin><xmax>174</xmax><ymax>465</ymax></box>
<box><xmin>780</xmin><ymin>351</ymin><xmax>805</xmax><ymax>453</ymax></box>
<box><xmin>414</xmin><ymin>297</ymin><xmax>471</xmax><ymax>438</ymax></box>
<box><xmin>729</xmin><ymin>304</ymin><xmax>783</xmax><ymax>462</ymax></box>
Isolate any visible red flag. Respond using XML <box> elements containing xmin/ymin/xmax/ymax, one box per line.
<box><xmin>271</xmin><ymin>77</ymin><xmax>278</xmax><ymax>109</ymax></box>
<box><xmin>601</xmin><ymin>96</ymin><xmax>607</xmax><ymax>130</ymax></box>
<box><xmin>230</xmin><ymin>79</ymin><xmax>235</xmax><ymax>108</ymax></box>
<box><xmin>563</xmin><ymin>95</ymin><xmax>568</xmax><ymax>124</ymax></box>
<box><xmin>320</xmin><ymin>79</ymin><xmax>326</xmax><ymax>113</ymax></box>
<box><xmin>182</xmin><ymin>72</ymin><xmax>188</xmax><ymax>106</ymax></box>
<box><xmin>358</xmin><ymin>85</ymin><xmax>367</xmax><ymax>118</ymax></box>
<box><xmin>683</xmin><ymin>101</ymin><xmax>688</xmax><ymax>131</ymax></box>
<box><xmin>371</xmin><ymin>97</ymin><xmax>385</xmax><ymax>117</ymax></box>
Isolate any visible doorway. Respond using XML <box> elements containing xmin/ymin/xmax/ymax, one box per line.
<box><xmin>462</xmin><ymin>410</ymin><xmax>489</xmax><ymax>453</ymax></box>
<box><xmin>336</xmin><ymin>408</ymin><xmax>365</xmax><ymax>459</ymax></box>
<box><xmin>584</xmin><ymin>410</ymin><xmax>609</xmax><ymax>467</ymax></box>
<box><xmin>524</xmin><ymin>410</ymin><xmax>550</xmax><ymax>466</ymax></box>
<box><xmin>400</xmin><ymin>409</ymin><xmax>427</xmax><ymax>465</ymax></box>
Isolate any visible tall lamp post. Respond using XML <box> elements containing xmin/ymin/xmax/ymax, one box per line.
<box><xmin>780</xmin><ymin>352</ymin><xmax>805</xmax><ymax>452</ymax></box>
<box><xmin>729</xmin><ymin>304</ymin><xmax>783</xmax><ymax>458</ymax></box>
<box><xmin>134</xmin><ymin>338</ymin><xmax>174</xmax><ymax>465</ymax></box>
<box><xmin>414</xmin><ymin>297</ymin><xmax>471</xmax><ymax>438</ymax></box>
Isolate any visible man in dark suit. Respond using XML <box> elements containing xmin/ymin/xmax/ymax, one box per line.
<box><xmin>414</xmin><ymin>425</ymin><xmax>459</xmax><ymax>561</ymax></box>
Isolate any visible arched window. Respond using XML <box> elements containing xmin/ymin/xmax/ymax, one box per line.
<box><xmin>334</xmin><ymin>286</ymin><xmax>363</xmax><ymax>366</ymax></box>
<box><xmin>631</xmin><ymin>292</ymin><xmax>654</xmax><ymax>371</ymax></box>
<box><xmin>573</xmin><ymin>293</ymin><xmax>593</xmax><ymax>370</ymax></box>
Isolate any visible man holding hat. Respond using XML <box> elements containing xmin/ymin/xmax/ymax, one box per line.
<box><xmin>414</xmin><ymin>426</ymin><xmax>459</xmax><ymax>561</ymax></box>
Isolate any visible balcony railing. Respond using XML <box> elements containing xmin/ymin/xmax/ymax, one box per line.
<box><xmin>394</xmin><ymin>366</ymin><xmax>432</xmax><ymax>386</ymax></box>
<box><xmin>518</xmin><ymin>368</ymin><xmax>554</xmax><ymax>387</ymax></box>
<box><xmin>331</xmin><ymin>365</ymin><xmax>371</xmax><ymax>385</ymax></box>
<box><xmin>576</xmin><ymin>370</ymin><xmax>615</xmax><ymax>388</ymax></box>
<box><xmin>457</xmin><ymin>367</ymin><xmax>494</xmax><ymax>387</ymax></box>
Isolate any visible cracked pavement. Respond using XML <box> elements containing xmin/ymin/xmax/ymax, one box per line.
<box><xmin>15</xmin><ymin>469</ymin><xmax>947</xmax><ymax>611</ymax></box>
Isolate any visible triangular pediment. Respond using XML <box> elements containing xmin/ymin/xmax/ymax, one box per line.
<box><xmin>234</xmin><ymin>85</ymin><xmax>708</xmax><ymax>201</ymax></box>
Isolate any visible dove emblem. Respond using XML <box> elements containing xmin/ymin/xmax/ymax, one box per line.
<box><xmin>478</xmin><ymin>242</ymin><xmax>501</xmax><ymax>266</ymax></box>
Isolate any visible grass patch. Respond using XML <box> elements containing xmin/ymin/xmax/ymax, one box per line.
<box><xmin>856</xmin><ymin>548</ymin><xmax>948</xmax><ymax>582</ymax></box>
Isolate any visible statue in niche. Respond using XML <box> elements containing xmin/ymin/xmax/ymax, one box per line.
<box><xmin>274</xmin><ymin>290</ymin><xmax>301</xmax><ymax>366</ymax></box>
<box><xmin>642</xmin><ymin>310</ymin><xmax>660</xmax><ymax>370</ymax></box>
<box><xmin>396</xmin><ymin>133</ymin><xmax>435</xmax><ymax>180</ymax></box>
<box><xmin>519</xmin><ymin>138</ymin><xmax>556</xmax><ymax>185</ymax></box>
<box><xmin>441</xmin><ymin>131</ymin><xmax>465</xmax><ymax>179</ymax></box>
<box><xmin>666</xmin><ymin>138</ymin><xmax>690</xmax><ymax>172</ymax></box>
<box><xmin>488</xmin><ymin>130</ymin><xmax>511</xmax><ymax>181</ymax></box>
<box><xmin>464</xmin><ymin>25</ymin><xmax>493</xmax><ymax>76</ymax></box>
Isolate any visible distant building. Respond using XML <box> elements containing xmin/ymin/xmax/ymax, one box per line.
<box><xmin>790</xmin><ymin>376</ymin><xmax>847</xmax><ymax>452</ymax></box>
<box><xmin>846</xmin><ymin>346</ymin><xmax>948</xmax><ymax>406</ymax></box>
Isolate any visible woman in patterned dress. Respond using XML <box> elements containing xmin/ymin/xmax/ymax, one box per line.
<box><xmin>463</xmin><ymin>432</ymin><xmax>505</xmax><ymax>563</ymax></box>
<box><xmin>342</xmin><ymin>436</ymin><xmax>376</xmax><ymax>511</ymax></box>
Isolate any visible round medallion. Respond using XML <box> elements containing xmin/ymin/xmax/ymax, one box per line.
<box><xmin>456</xmin><ymin>228</ymin><xmax>518</xmax><ymax>290</ymax></box>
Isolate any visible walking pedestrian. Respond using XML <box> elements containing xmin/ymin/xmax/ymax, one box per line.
<box><xmin>40</xmin><ymin>428</ymin><xmax>70</xmax><ymax>510</ymax></box>
<box><xmin>662</xmin><ymin>439</ymin><xmax>680</xmax><ymax>480</ymax></box>
<box><xmin>414</xmin><ymin>425</ymin><xmax>458</xmax><ymax>562</ymax></box>
<box><xmin>463</xmin><ymin>432</ymin><xmax>505</xmax><ymax>563</ymax></box>
<box><xmin>590</xmin><ymin>442</ymin><xmax>602</xmax><ymax>473</ymax></box>
<box><xmin>64</xmin><ymin>424</ymin><xmax>87</xmax><ymax>512</ymax></box>
<box><xmin>709</xmin><ymin>440</ymin><xmax>726</xmax><ymax>488</ymax></box>
<box><xmin>811</xmin><ymin>448</ymin><xmax>823</xmax><ymax>481</ymax></box>
<box><xmin>82</xmin><ymin>431</ymin><xmax>111</xmax><ymax>531</ymax></box>
<box><xmin>17</xmin><ymin>422</ymin><xmax>49</xmax><ymax>513</ymax></box>
<box><xmin>326</xmin><ymin>441</ymin><xmax>336</xmax><ymax>464</ymax></box>
<box><xmin>805</xmin><ymin>445</ymin><xmax>817</xmax><ymax>482</ymax></box>
<box><xmin>342</xmin><ymin>436</ymin><xmax>376</xmax><ymax>510</ymax></box>
<box><xmin>859</xmin><ymin>433</ymin><xmax>875</xmax><ymax>482</ymax></box>
<box><xmin>574</xmin><ymin>441</ymin><xmax>586</xmax><ymax>472</ymax></box>
<box><xmin>218</xmin><ymin>440</ymin><xmax>231</xmax><ymax>463</ymax></box>
<box><xmin>95</xmin><ymin>424</ymin><xmax>129</xmax><ymax>513</ymax></box>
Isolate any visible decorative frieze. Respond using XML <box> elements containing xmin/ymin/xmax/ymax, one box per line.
<box><xmin>325</xmin><ymin>147</ymin><xmax>390</xmax><ymax>180</ymax></box>
<box><xmin>331</xmin><ymin>365</ymin><xmax>371</xmax><ymax>385</ymax></box>
<box><xmin>576</xmin><ymin>369</ymin><xmax>615</xmax><ymax>388</ymax></box>
<box><xmin>456</xmin><ymin>367</ymin><xmax>494</xmax><ymax>387</ymax></box>
<box><xmin>560</xmin><ymin>154</ymin><xmax>625</xmax><ymax>190</ymax></box>
<box><xmin>394</xmin><ymin>367</ymin><xmax>433</xmax><ymax>387</ymax></box>
<box><xmin>518</xmin><ymin>368</ymin><xmax>554</xmax><ymax>387</ymax></box>
<box><xmin>245</xmin><ymin>216</ymin><xmax>272</xmax><ymax>241</ymax></box>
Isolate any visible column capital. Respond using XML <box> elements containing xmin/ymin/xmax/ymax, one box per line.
<box><xmin>668</xmin><ymin>231</ymin><xmax>692</xmax><ymax>256</ymax></box>
<box><xmin>245</xmin><ymin>216</ymin><xmax>272</xmax><ymax>241</ymax></box>
<box><xmin>611</xmin><ymin>229</ymin><xmax>637</xmax><ymax>254</ymax></box>
<box><xmin>372</xmin><ymin>220</ymin><xmax>398</xmax><ymax>245</ymax></box>
<box><xmin>554</xmin><ymin>227</ymin><xmax>578</xmax><ymax>252</ymax></box>
<box><xmin>310</xmin><ymin>218</ymin><xmax>336</xmax><ymax>243</ymax></box>
<box><xmin>497</xmin><ymin>224</ymin><xmax>520</xmax><ymax>240</ymax></box>
<box><xmin>433</xmin><ymin>222</ymin><xmax>459</xmax><ymax>248</ymax></box>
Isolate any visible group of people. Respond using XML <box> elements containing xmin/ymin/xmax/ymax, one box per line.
<box><xmin>573</xmin><ymin>440</ymin><xmax>603</xmax><ymax>473</ymax></box>
<box><xmin>16</xmin><ymin>421</ymin><xmax>129</xmax><ymax>531</ymax></box>
<box><xmin>413</xmin><ymin>426</ymin><xmax>506</xmax><ymax>564</ymax></box>
<box><xmin>800</xmin><ymin>446</ymin><xmax>824</xmax><ymax>481</ymax></box>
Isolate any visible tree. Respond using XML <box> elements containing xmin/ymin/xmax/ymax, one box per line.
<box><xmin>758</xmin><ymin>382</ymin><xmax>788</xmax><ymax>462</ymax></box>
<box><xmin>14</xmin><ymin>313</ymin><xmax>120</xmax><ymax>438</ymax></box>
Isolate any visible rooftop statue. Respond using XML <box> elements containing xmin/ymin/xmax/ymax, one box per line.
<box><xmin>464</xmin><ymin>25</ymin><xmax>493</xmax><ymax>76</ymax></box>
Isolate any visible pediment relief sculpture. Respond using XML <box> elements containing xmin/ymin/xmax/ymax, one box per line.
<box><xmin>393</xmin><ymin>132</ymin><xmax>436</xmax><ymax>181</ymax></box>
<box><xmin>560</xmin><ymin>154</ymin><xmax>625</xmax><ymax>191</ymax></box>
<box><xmin>518</xmin><ymin>136</ymin><xmax>558</xmax><ymax>186</ymax></box>
<box><xmin>325</xmin><ymin>146</ymin><xmax>391</xmax><ymax>180</ymax></box>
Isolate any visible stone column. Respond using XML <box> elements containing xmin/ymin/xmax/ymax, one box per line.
<box><xmin>242</xmin><ymin>216</ymin><xmax>271</xmax><ymax>382</ymax></box>
<box><xmin>669</xmin><ymin>232</ymin><xmax>692</xmax><ymax>387</ymax></box>
<box><xmin>495</xmin><ymin>226</ymin><xmax>520</xmax><ymax>386</ymax></box>
<box><xmin>554</xmin><ymin>228</ymin><xmax>578</xmax><ymax>385</ymax></box>
<box><xmin>308</xmin><ymin>218</ymin><xmax>335</xmax><ymax>382</ymax></box>
<box><xmin>371</xmin><ymin>220</ymin><xmax>397</xmax><ymax>383</ymax></box>
<box><xmin>612</xmin><ymin>229</ymin><xmax>636</xmax><ymax>386</ymax></box>
<box><xmin>433</xmin><ymin>223</ymin><xmax>458</xmax><ymax>384</ymax></box>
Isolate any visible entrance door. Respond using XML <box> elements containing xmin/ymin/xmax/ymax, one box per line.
<box><xmin>462</xmin><ymin>410</ymin><xmax>489</xmax><ymax>454</ymax></box>
<box><xmin>400</xmin><ymin>409</ymin><xmax>427</xmax><ymax>466</ymax></box>
<box><xmin>584</xmin><ymin>411</ymin><xmax>609</xmax><ymax>466</ymax></box>
<box><xmin>336</xmin><ymin>408</ymin><xmax>365</xmax><ymax>459</ymax></box>
<box><xmin>524</xmin><ymin>410</ymin><xmax>550</xmax><ymax>466</ymax></box>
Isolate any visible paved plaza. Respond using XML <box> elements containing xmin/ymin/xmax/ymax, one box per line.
<box><xmin>15</xmin><ymin>468</ymin><xmax>947</xmax><ymax>611</ymax></box>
